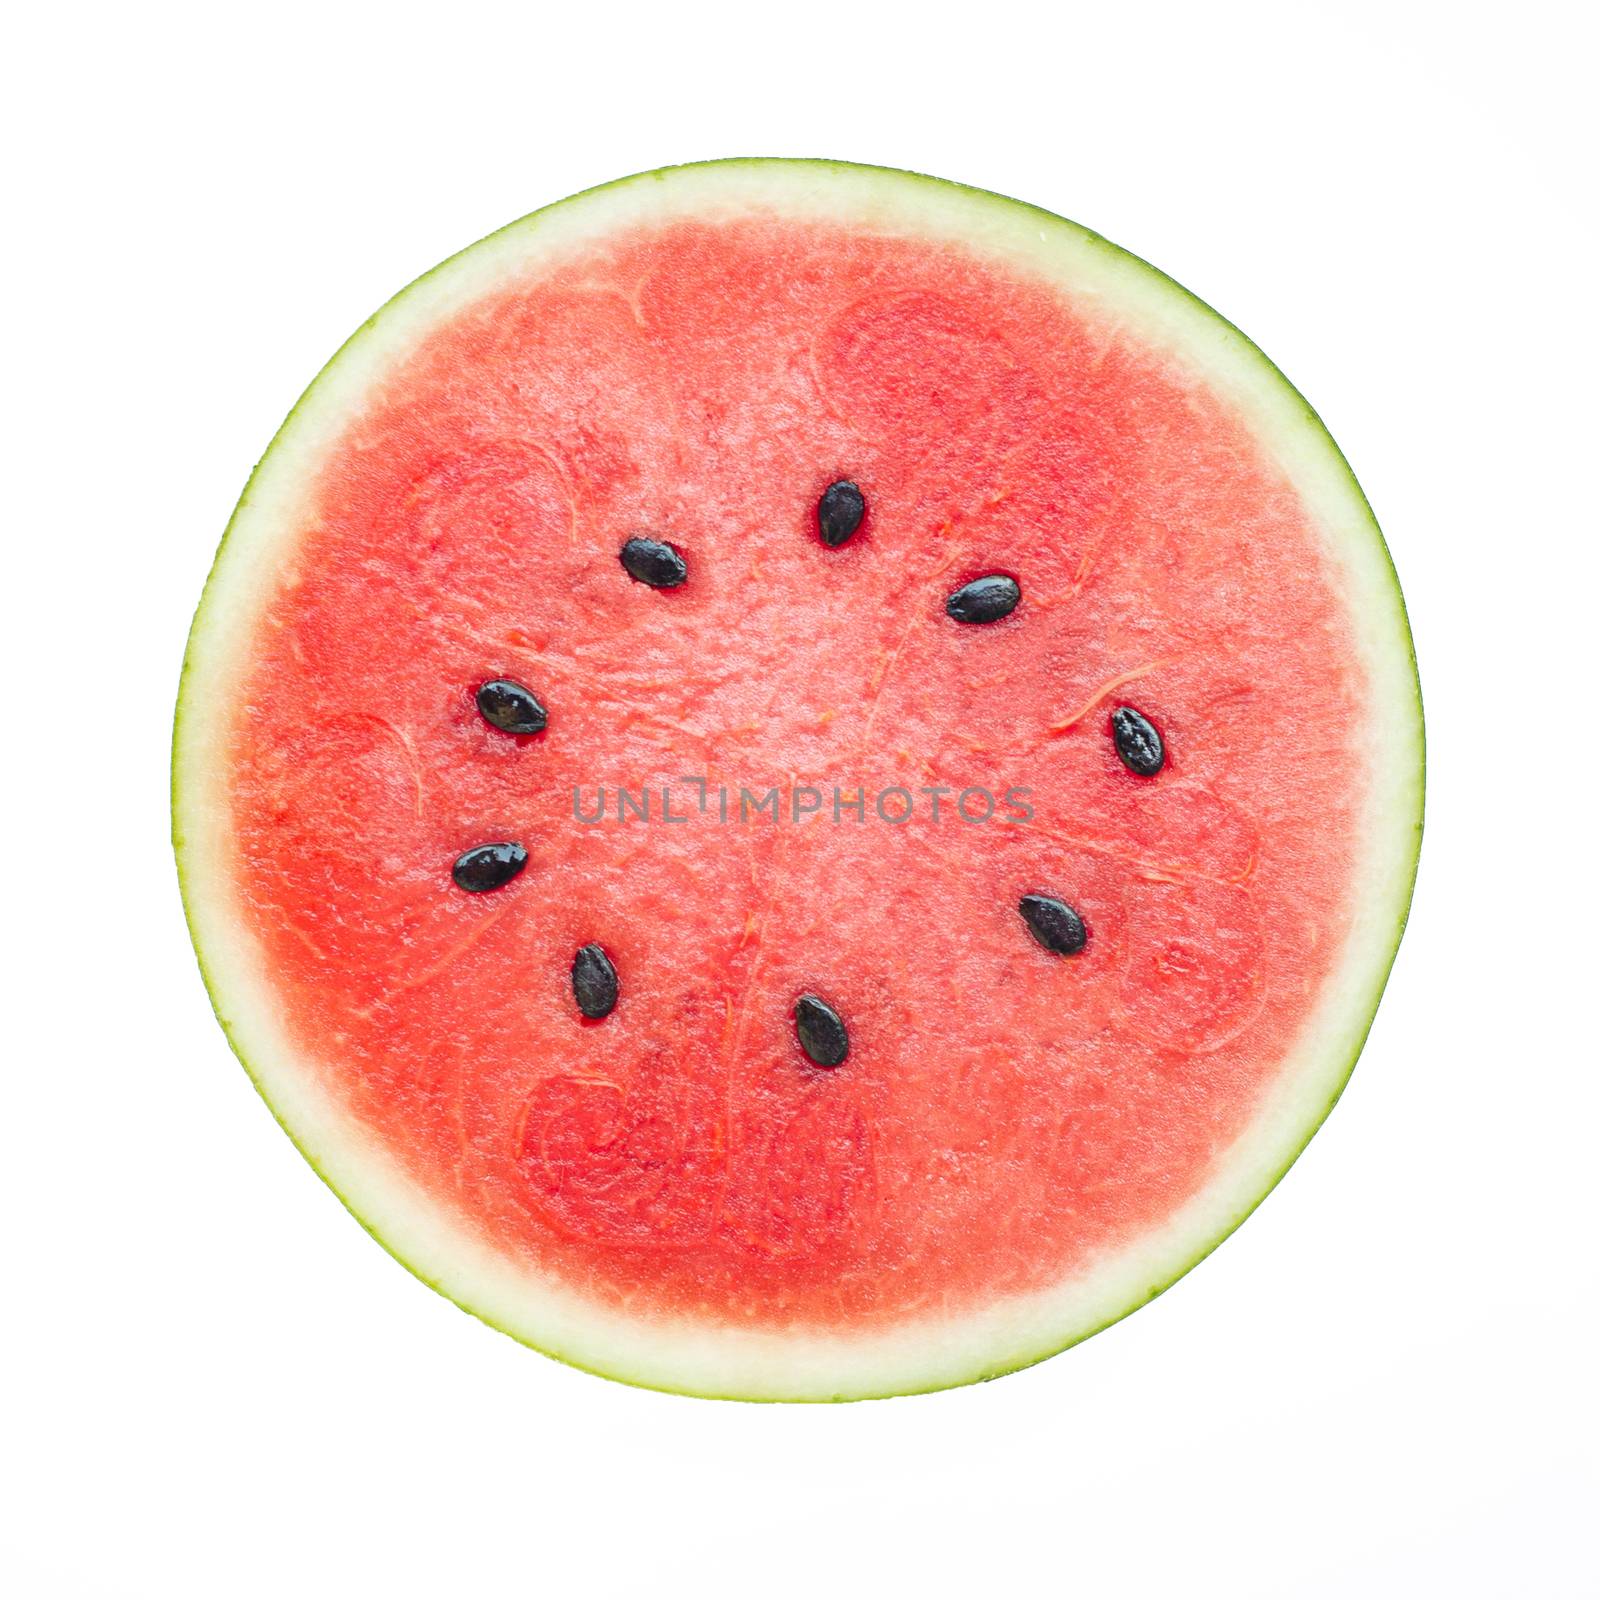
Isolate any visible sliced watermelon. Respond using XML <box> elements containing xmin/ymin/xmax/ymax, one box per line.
<box><xmin>173</xmin><ymin>160</ymin><xmax>1423</xmax><ymax>1400</ymax></box>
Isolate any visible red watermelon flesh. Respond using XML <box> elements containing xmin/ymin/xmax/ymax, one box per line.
<box><xmin>176</xmin><ymin>163</ymin><xmax>1421</xmax><ymax>1398</ymax></box>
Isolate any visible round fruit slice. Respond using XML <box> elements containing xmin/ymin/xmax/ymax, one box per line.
<box><xmin>173</xmin><ymin>160</ymin><xmax>1423</xmax><ymax>1400</ymax></box>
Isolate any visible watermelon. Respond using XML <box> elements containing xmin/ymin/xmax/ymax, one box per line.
<box><xmin>173</xmin><ymin>160</ymin><xmax>1423</xmax><ymax>1400</ymax></box>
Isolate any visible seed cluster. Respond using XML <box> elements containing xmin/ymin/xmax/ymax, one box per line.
<box><xmin>451</xmin><ymin>482</ymin><xmax>1171</xmax><ymax>1057</ymax></box>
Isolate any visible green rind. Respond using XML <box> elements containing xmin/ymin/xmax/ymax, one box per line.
<box><xmin>173</xmin><ymin>157</ymin><xmax>1424</xmax><ymax>1401</ymax></box>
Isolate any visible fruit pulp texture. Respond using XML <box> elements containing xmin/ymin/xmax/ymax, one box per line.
<box><xmin>229</xmin><ymin>217</ymin><xmax>1364</xmax><ymax>1329</ymax></box>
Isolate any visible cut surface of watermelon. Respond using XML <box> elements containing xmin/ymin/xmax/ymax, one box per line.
<box><xmin>174</xmin><ymin>160</ymin><xmax>1422</xmax><ymax>1400</ymax></box>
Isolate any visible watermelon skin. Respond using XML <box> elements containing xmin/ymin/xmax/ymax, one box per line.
<box><xmin>173</xmin><ymin>160</ymin><xmax>1423</xmax><ymax>1400</ymax></box>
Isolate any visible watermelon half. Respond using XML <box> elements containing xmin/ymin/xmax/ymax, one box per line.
<box><xmin>173</xmin><ymin>160</ymin><xmax>1423</xmax><ymax>1400</ymax></box>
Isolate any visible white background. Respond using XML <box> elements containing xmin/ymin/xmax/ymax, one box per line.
<box><xmin>4</xmin><ymin>3</ymin><xmax>1595</xmax><ymax>1596</ymax></box>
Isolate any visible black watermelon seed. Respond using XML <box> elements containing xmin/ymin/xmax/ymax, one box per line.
<box><xmin>794</xmin><ymin>994</ymin><xmax>849</xmax><ymax>1068</ymax></box>
<box><xmin>571</xmin><ymin>943</ymin><xmax>618</xmax><ymax>1019</ymax></box>
<box><xmin>476</xmin><ymin>678</ymin><xmax>548</xmax><ymax>735</ymax></box>
<box><xmin>1111</xmin><ymin>705</ymin><xmax>1166</xmax><ymax>776</ymax></box>
<box><xmin>451</xmin><ymin>842</ymin><xmax>528</xmax><ymax>892</ymax></box>
<box><xmin>946</xmin><ymin>574</ymin><xmax>1021</xmax><ymax>624</ymax></box>
<box><xmin>1019</xmin><ymin>894</ymin><xmax>1088</xmax><ymax>957</ymax></box>
<box><xmin>817</xmin><ymin>479</ymin><xmax>866</xmax><ymax>547</ymax></box>
<box><xmin>620</xmin><ymin>536</ymin><xmax>688</xmax><ymax>588</ymax></box>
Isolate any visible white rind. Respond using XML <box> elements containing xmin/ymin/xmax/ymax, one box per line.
<box><xmin>173</xmin><ymin>159</ymin><xmax>1423</xmax><ymax>1400</ymax></box>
